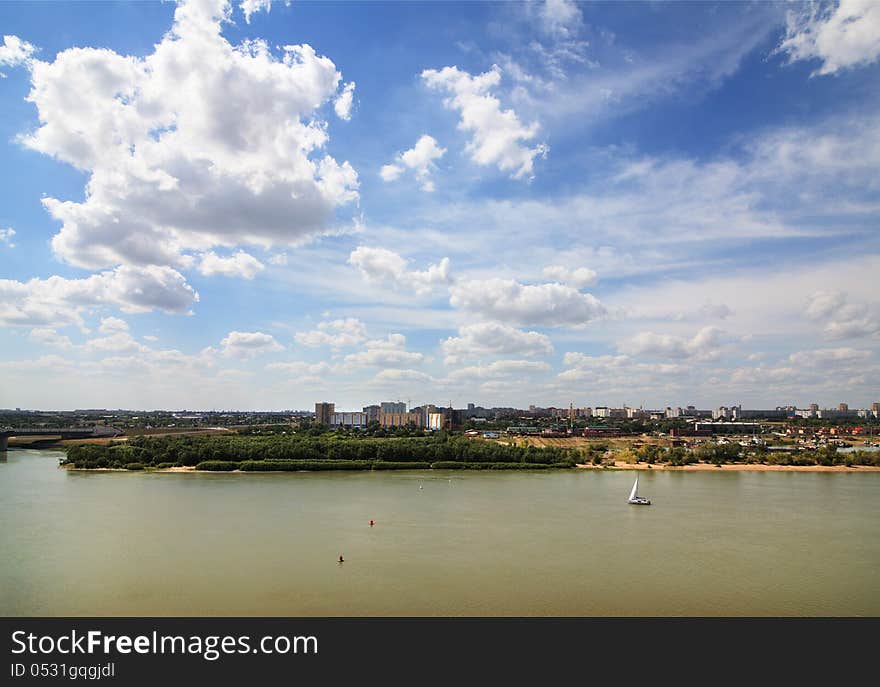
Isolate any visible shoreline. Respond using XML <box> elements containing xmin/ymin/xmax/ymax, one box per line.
<box><xmin>575</xmin><ymin>461</ymin><xmax>880</xmax><ymax>472</ymax></box>
<box><xmin>59</xmin><ymin>463</ymin><xmax>880</xmax><ymax>473</ymax></box>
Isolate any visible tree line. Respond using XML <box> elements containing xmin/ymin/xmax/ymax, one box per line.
<box><xmin>62</xmin><ymin>433</ymin><xmax>579</xmax><ymax>470</ymax></box>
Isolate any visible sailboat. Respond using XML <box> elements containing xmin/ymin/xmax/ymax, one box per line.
<box><xmin>627</xmin><ymin>475</ymin><xmax>651</xmax><ymax>506</ymax></box>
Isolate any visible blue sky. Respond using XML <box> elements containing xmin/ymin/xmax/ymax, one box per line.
<box><xmin>1</xmin><ymin>0</ymin><xmax>878</xmax><ymax>411</ymax></box>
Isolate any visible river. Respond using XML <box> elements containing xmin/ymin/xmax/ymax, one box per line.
<box><xmin>1</xmin><ymin>449</ymin><xmax>877</xmax><ymax>616</ymax></box>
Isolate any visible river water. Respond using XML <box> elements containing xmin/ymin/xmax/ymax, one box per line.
<box><xmin>1</xmin><ymin>449</ymin><xmax>877</xmax><ymax>616</ymax></box>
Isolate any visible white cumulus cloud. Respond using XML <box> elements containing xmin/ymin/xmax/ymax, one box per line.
<box><xmin>239</xmin><ymin>0</ymin><xmax>273</xmax><ymax>24</ymax></box>
<box><xmin>620</xmin><ymin>326</ymin><xmax>723</xmax><ymax>360</ymax></box>
<box><xmin>0</xmin><ymin>35</ymin><xmax>36</xmax><ymax>69</ymax></box>
<box><xmin>542</xmin><ymin>264</ymin><xmax>598</xmax><ymax>288</ymax></box>
<box><xmin>448</xmin><ymin>359</ymin><xmax>550</xmax><ymax>380</ymax></box>
<box><xmin>22</xmin><ymin>0</ymin><xmax>358</xmax><ymax>275</ymax></box>
<box><xmin>448</xmin><ymin>278</ymin><xmax>604</xmax><ymax>327</ymax></box>
<box><xmin>440</xmin><ymin>322</ymin><xmax>554</xmax><ymax>364</ymax></box>
<box><xmin>295</xmin><ymin>318</ymin><xmax>368</xmax><ymax>349</ymax></box>
<box><xmin>344</xmin><ymin>333</ymin><xmax>425</xmax><ymax>368</ymax></box>
<box><xmin>380</xmin><ymin>134</ymin><xmax>446</xmax><ymax>192</ymax></box>
<box><xmin>334</xmin><ymin>81</ymin><xmax>356</xmax><ymax>120</ymax></box>
<box><xmin>348</xmin><ymin>246</ymin><xmax>451</xmax><ymax>295</ymax></box>
<box><xmin>198</xmin><ymin>251</ymin><xmax>265</xmax><ymax>279</ymax></box>
<box><xmin>220</xmin><ymin>330</ymin><xmax>284</xmax><ymax>358</ymax></box>
<box><xmin>0</xmin><ymin>228</ymin><xmax>15</xmax><ymax>248</ymax></box>
<box><xmin>421</xmin><ymin>64</ymin><xmax>548</xmax><ymax>179</ymax></box>
<box><xmin>29</xmin><ymin>328</ymin><xmax>73</xmax><ymax>349</ymax></box>
<box><xmin>0</xmin><ymin>265</ymin><xmax>199</xmax><ymax>327</ymax></box>
<box><xmin>98</xmin><ymin>317</ymin><xmax>129</xmax><ymax>334</ymax></box>
<box><xmin>777</xmin><ymin>0</ymin><xmax>880</xmax><ymax>75</ymax></box>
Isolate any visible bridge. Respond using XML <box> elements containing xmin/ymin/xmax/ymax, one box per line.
<box><xmin>0</xmin><ymin>426</ymin><xmax>123</xmax><ymax>451</ymax></box>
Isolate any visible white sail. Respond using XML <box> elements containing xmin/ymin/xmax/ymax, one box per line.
<box><xmin>629</xmin><ymin>476</ymin><xmax>639</xmax><ymax>501</ymax></box>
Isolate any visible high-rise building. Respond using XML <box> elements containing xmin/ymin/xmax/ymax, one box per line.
<box><xmin>809</xmin><ymin>403</ymin><xmax>819</xmax><ymax>412</ymax></box>
<box><xmin>381</xmin><ymin>401</ymin><xmax>407</xmax><ymax>414</ymax></box>
<box><xmin>838</xmin><ymin>403</ymin><xmax>849</xmax><ymax>412</ymax></box>
<box><xmin>362</xmin><ymin>405</ymin><xmax>380</xmax><ymax>422</ymax></box>
<box><xmin>315</xmin><ymin>402</ymin><xmax>334</xmax><ymax>426</ymax></box>
<box><xmin>872</xmin><ymin>402</ymin><xmax>880</xmax><ymax>414</ymax></box>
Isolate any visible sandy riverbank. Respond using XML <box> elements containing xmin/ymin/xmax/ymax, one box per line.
<box><xmin>576</xmin><ymin>461</ymin><xmax>880</xmax><ymax>472</ymax></box>
<box><xmin>61</xmin><ymin>462</ymin><xmax>880</xmax><ymax>473</ymax></box>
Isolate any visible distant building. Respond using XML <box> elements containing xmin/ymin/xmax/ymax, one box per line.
<box><xmin>362</xmin><ymin>405</ymin><xmax>380</xmax><ymax>422</ymax></box>
<box><xmin>379</xmin><ymin>412</ymin><xmax>422</xmax><ymax>428</ymax></box>
<box><xmin>695</xmin><ymin>421</ymin><xmax>762</xmax><ymax>435</ymax></box>
<box><xmin>816</xmin><ymin>409</ymin><xmax>859</xmax><ymax>419</ymax></box>
<box><xmin>712</xmin><ymin>407</ymin><xmax>729</xmax><ymax>420</ymax></box>
<box><xmin>666</xmin><ymin>407</ymin><xmax>681</xmax><ymax>418</ymax></box>
<box><xmin>329</xmin><ymin>412</ymin><xmax>369</xmax><ymax>429</ymax></box>
<box><xmin>381</xmin><ymin>401</ymin><xmax>407</xmax><ymax>414</ymax></box>
<box><xmin>594</xmin><ymin>407</ymin><xmax>610</xmax><ymax>418</ymax></box>
<box><xmin>427</xmin><ymin>413</ymin><xmax>446</xmax><ymax>431</ymax></box>
<box><xmin>872</xmin><ymin>402</ymin><xmax>880</xmax><ymax>414</ymax></box>
<box><xmin>839</xmin><ymin>403</ymin><xmax>849</xmax><ymax>412</ymax></box>
<box><xmin>315</xmin><ymin>402</ymin><xmax>334</xmax><ymax>426</ymax></box>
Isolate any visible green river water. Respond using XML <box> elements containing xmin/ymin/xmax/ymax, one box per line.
<box><xmin>1</xmin><ymin>449</ymin><xmax>877</xmax><ymax>616</ymax></box>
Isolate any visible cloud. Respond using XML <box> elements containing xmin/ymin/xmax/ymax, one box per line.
<box><xmin>295</xmin><ymin>318</ymin><xmax>368</xmax><ymax>348</ymax></box>
<box><xmin>372</xmin><ymin>368</ymin><xmax>433</xmax><ymax>384</ymax></box>
<box><xmin>267</xmin><ymin>253</ymin><xmax>288</xmax><ymax>266</ymax></box>
<box><xmin>620</xmin><ymin>326</ymin><xmax>724</xmax><ymax>360</ymax></box>
<box><xmin>421</xmin><ymin>64</ymin><xmax>548</xmax><ymax>179</ymax></box>
<box><xmin>220</xmin><ymin>330</ymin><xmax>284</xmax><ymax>357</ymax></box>
<box><xmin>539</xmin><ymin>0</ymin><xmax>584</xmax><ymax>38</ymax></box>
<box><xmin>0</xmin><ymin>228</ymin><xmax>15</xmax><ymax>248</ymax></box>
<box><xmin>380</xmin><ymin>134</ymin><xmax>446</xmax><ymax>192</ymax></box>
<box><xmin>29</xmin><ymin>328</ymin><xmax>73</xmax><ymax>349</ymax></box>
<box><xmin>343</xmin><ymin>333</ymin><xmax>425</xmax><ymax>368</ymax></box>
<box><xmin>239</xmin><ymin>0</ymin><xmax>273</xmax><ymax>24</ymax></box>
<box><xmin>805</xmin><ymin>291</ymin><xmax>880</xmax><ymax>340</ymax></box>
<box><xmin>698</xmin><ymin>303</ymin><xmax>733</xmax><ymax>320</ymax></box>
<box><xmin>85</xmin><ymin>330</ymin><xmax>147</xmax><ymax>354</ymax></box>
<box><xmin>787</xmin><ymin>347</ymin><xmax>872</xmax><ymax>366</ymax></box>
<box><xmin>22</xmin><ymin>0</ymin><xmax>358</xmax><ymax>274</ymax></box>
<box><xmin>541</xmin><ymin>264</ymin><xmax>597</xmax><ymax>288</ymax></box>
<box><xmin>0</xmin><ymin>35</ymin><xmax>36</xmax><ymax>69</ymax></box>
<box><xmin>448</xmin><ymin>359</ymin><xmax>550</xmax><ymax>380</ymax></box>
<box><xmin>334</xmin><ymin>81</ymin><xmax>356</xmax><ymax>120</ymax></box>
<box><xmin>440</xmin><ymin>322</ymin><xmax>554</xmax><ymax>364</ymax></box>
<box><xmin>556</xmin><ymin>352</ymin><xmax>687</xmax><ymax>386</ymax></box>
<box><xmin>448</xmin><ymin>278</ymin><xmax>605</xmax><ymax>327</ymax></box>
<box><xmin>0</xmin><ymin>265</ymin><xmax>199</xmax><ymax>326</ymax></box>
<box><xmin>805</xmin><ymin>290</ymin><xmax>847</xmax><ymax>320</ymax></box>
<box><xmin>265</xmin><ymin>360</ymin><xmax>333</xmax><ymax>385</ymax></box>
<box><xmin>98</xmin><ymin>316</ymin><xmax>129</xmax><ymax>334</ymax></box>
<box><xmin>0</xmin><ymin>354</ymin><xmax>75</xmax><ymax>371</ymax></box>
<box><xmin>198</xmin><ymin>251</ymin><xmax>265</xmax><ymax>279</ymax></box>
<box><xmin>776</xmin><ymin>0</ymin><xmax>880</xmax><ymax>75</ymax></box>
<box><xmin>265</xmin><ymin>360</ymin><xmax>332</xmax><ymax>376</ymax></box>
<box><xmin>348</xmin><ymin>246</ymin><xmax>451</xmax><ymax>295</ymax></box>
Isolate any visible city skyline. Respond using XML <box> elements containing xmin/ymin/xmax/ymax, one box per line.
<box><xmin>1</xmin><ymin>0</ymin><xmax>879</xmax><ymax>411</ymax></box>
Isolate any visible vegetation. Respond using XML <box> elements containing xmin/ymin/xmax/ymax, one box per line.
<box><xmin>61</xmin><ymin>433</ymin><xmax>579</xmax><ymax>471</ymax></box>
<box><xmin>58</xmin><ymin>430</ymin><xmax>880</xmax><ymax>471</ymax></box>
